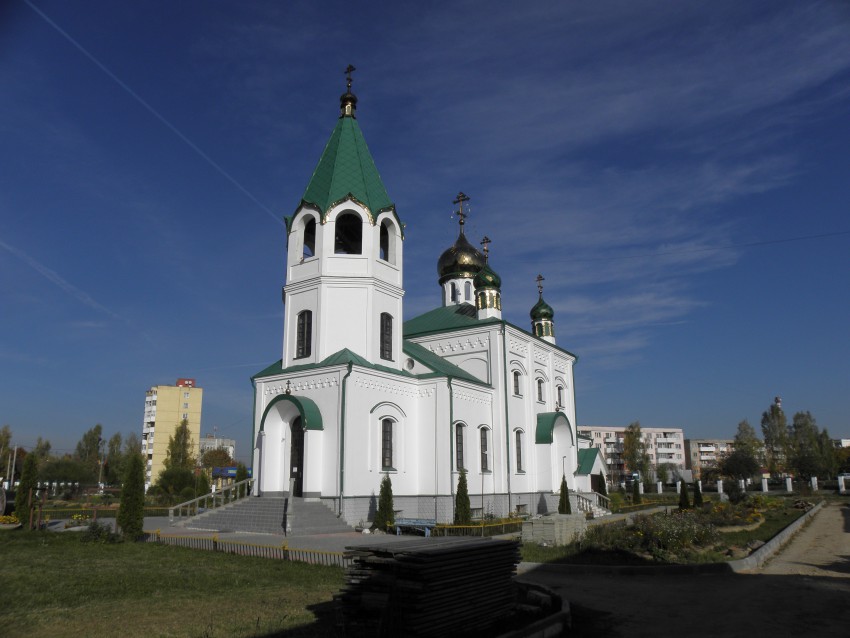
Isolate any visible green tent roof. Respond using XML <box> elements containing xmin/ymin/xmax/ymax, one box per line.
<box><xmin>536</xmin><ymin>411</ymin><xmax>572</xmax><ymax>445</ymax></box>
<box><xmin>403</xmin><ymin>303</ymin><xmax>499</xmax><ymax>337</ymax></box>
<box><xmin>260</xmin><ymin>394</ymin><xmax>324</xmax><ymax>431</ymax></box>
<box><xmin>402</xmin><ymin>341</ymin><xmax>487</xmax><ymax>386</ymax></box>
<box><xmin>576</xmin><ymin>447</ymin><xmax>603</xmax><ymax>475</ymax></box>
<box><xmin>301</xmin><ymin>116</ymin><xmax>394</xmax><ymax>219</ymax></box>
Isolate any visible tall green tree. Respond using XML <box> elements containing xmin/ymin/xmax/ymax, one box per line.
<box><xmin>631</xmin><ymin>478</ymin><xmax>641</xmax><ymax>505</ymax></box>
<box><xmin>75</xmin><ymin>424</ymin><xmax>104</xmax><ymax>478</ymax></box>
<box><xmin>721</xmin><ymin>448</ymin><xmax>759</xmax><ymax>480</ymax></box>
<box><xmin>15</xmin><ymin>453</ymin><xmax>39</xmax><ymax>525</ymax></box>
<box><xmin>623</xmin><ymin>421</ymin><xmax>650</xmax><ymax>480</ymax></box>
<box><xmin>733</xmin><ymin>419</ymin><xmax>761</xmax><ymax>458</ymax></box>
<box><xmin>117</xmin><ymin>452</ymin><xmax>145</xmax><ymax>540</ymax></box>
<box><xmin>235</xmin><ymin>462</ymin><xmax>249</xmax><ymax>496</ymax></box>
<box><xmin>163</xmin><ymin>419</ymin><xmax>195</xmax><ymax>471</ymax></box>
<box><xmin>32</xmin><ymin>437</ymin><xmax>52</xmax><ymax>464</ymax></box>
<box><xmin>558</xmin><ymin>474</ymin><xmax>572</xmax><ymax>514</ymax></box>
<box><xmin>104</xmin><ymin>433</ymin><xmax>124</xmax><ymax>484</ymax></box>
<box><xmin>454</xmin><ymin>470</ymin><xmax>471</xmax><ymax>524</ymax></box>
<box><xmin>761</xmin><ymin>399</ymin><xmax>788</xmax><ymax>476</ymax></box>
<box><xmin>374</xmin><ymin>473</ymin><xmax>394</xmax><ymax>530</ymax></box>
<box><xmin>0</xmin><ymin>424</ymin><xmax>11</xmax><ymax>462</ymax></box>
<box><xmin>201</xmin><ymin>448</ymin><xmax>235</xmax><ymax>469</ymax></box>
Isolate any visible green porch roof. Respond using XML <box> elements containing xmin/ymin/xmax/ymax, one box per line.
<box><xmin>536</xmin><ymin>411</ymin><xmax>572</xmax><ymax>445</ymax></box>
<box><xmin>576</xmin><ymin>447</ymin><xmax>603</xmax><ymax>476</ymax></box>
<box><xmin>260</xmin><ymin>394</ymin><xmax>324</xmax><ymax>431</ymax></box>
<box><xmin>301</xmin><ymin>115</ymin><xmax>394</xmax><ymax>219</ymax></box>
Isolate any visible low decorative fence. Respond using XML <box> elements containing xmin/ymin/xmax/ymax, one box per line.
<box><xmin>142</xmin><ymin>530</ymin><xmax>351</xmax><ymax>567</ymax></box>
<box><xmin>431</xmin><ymin>519</ymin><xmax>524</xmax><ymax>537</ymax></box>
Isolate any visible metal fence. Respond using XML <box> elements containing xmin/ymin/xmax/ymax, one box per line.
<box><xmin>142</xmin><ymin>530</ymin><xmax>351</xmax><ymax>567</ymax></box>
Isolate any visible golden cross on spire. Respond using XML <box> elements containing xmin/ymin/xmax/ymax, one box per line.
<box><xmin>452</xmin><ymin>192</ymin><xmax>470</xmax><ymax>234</ymax></box>
<box><xmin>480</xmin><ymin>236</ymin><xmax>491</xmax><ymax>263</ymax></box>
<box><xmin>536</xmin><ymin>274</ymin><xmax>545</xmax><ymax>296</ymax></box>
<box><xmin>344</xmin><ymin>64</ymin><xmax>356</xmax><ymax>91</ymax></box>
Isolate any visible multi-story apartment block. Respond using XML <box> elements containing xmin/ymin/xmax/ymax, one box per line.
<box><xmin>684</xmin><ymin>438</ymin><xmax>734</xmax><ymax>480</ymax></box>
<box><xmin>578</xmin><ymin>425</ymin><xmax>687</xmax><ymax>484</ymax></box>
<box><xmin>199</xmin><ymin>434</ymin><xmax>236</xmax><ymax>462</ymax></box>
<box><xmin>141</xmin><ymin>378</ymin><xmax>203</xmax><ymax>490</ymax></box>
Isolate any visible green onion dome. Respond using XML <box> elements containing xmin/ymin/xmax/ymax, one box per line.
<box><xmin>473</xmin><ymin>262</ymin><xmax>502</xmax><ymax>291</ymax></box>
<box><xmin>530</xmin><ymin>295</ymin><xmax>555</xmax><ymax>321</ymax></box>
<box><xmin>437</xmin><ymin>233</ymin><xmax>485</xmax><ymax>284</ymax></box>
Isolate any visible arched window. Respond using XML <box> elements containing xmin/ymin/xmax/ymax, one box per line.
<box><xmin>515</xmin><ymin>430</ymin><xmax>524</xmax><ymax>472</ymax></box>
<box><xmin>303</xmin><ymin>218</ymin><xmax>316</xmax><ymax>258</ymax></box>
<box><xmin>480</xmin><ymin>427</ymin><xmax>490</xmax><ymax>472</ymax></box>
<box><xmin>379</xmin><ymin>222</ymin><xmax>389</xmax><ymax>261</ymax></box>
<box><xmin>557</xmin><ymin>385</ymin><xmax>564</xmax><ymax>407</ymax></box>
<box><xmin>381</xmin><ymin>418</ymin><xmax>394</xmax><ymax>470</ymax></box>
<box><xmin>537</xmin><ymin>378</ymin><xmax>544</xmax><ymax>402</ymax></box>
<box><xmin>380</xmin><ymin>313</ymin><xmax>393</xmax><ymax>360</ymax></box>
<box><xmin>334</xmin><ymin>213</ymin><xmax>362</xmax><ymax>254</ymax></box>
<box><xmin>450</xmin><ymin>282</ymin><xmax>458</xmax><ymax>303</ymax></box>
<box><xmin>512</xmin><ymin>371</ymin><xmax>521</xmax><ymax>396</ymax></box>
<box><xmin>464</xmin><ymin>281</ymin><xmax>472</xmax><ymax>301</ymax></box>
<box><xmin>455</xmin><ymin>424</ymin><xmax>465</xmax><ymax>470</ymax></box>
<box><xmin>296</xmin><ymin>310</ymin><xmax>312</xmax><ymax>358</ymax></box>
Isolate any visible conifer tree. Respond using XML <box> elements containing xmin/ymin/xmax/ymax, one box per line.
<box><xmin>678</xmin><ymin>481</ymin><xmax>691</xmax><ymax>510</ymax></box>
<box><xmin>454</xmin><ymin>470</ymin><xmax>471</xmax><ymax>524</ymax></box>
<box><xmin>117</xmin><ymin>453</ymin><xmax>145</xmax><ymax>540</ymax></box>
<box><xmin>693</xmin><ymin>481</ymin><xmax>703</xmax><ymax>508</ymax></box>
<box><xmin>558</xmin><ymin>475</ymin><xmax>572</xmax><ymax>514</ymax></box>
<box><xmin>374</xmin><ymin>473</ymin><xmax>394</xmax><ymax>530</ymax></box>
<box><xmin>632</xmin><ymin>478</ymin><xmax>642</xmax><ymax>505</ymax></box>
<box><xmin>598</xmin><ymin>472</ymin><xmax>608</xmax><ymax>496</ymax></box>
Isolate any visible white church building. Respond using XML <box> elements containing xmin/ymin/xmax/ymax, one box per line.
<box><xmin>250</xmin><ymin>74</ymin><xmax>606</xmax><ymax>525</ymax></box>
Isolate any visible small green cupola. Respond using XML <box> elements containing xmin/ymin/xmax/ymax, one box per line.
<box><xmin>474</xmin><ymin>236</ymin><xmax>502</xmax><ymax>319</ymax></box>
<box><xmin>531</xmin><ymin>274</ymin><xmax>556</xmax><ymax>343</ymax></box>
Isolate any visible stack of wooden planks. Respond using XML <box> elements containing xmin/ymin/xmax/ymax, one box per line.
<box><xmin>337</xmin><ymin>537</ymin><xmax>521</xmax><ymax>637</ymax></box>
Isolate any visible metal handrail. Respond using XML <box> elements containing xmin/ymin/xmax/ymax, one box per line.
<box><xmin>169</xmin><ymin>478</ymin><xmax>255</xmax><ymax>523</ymax></box>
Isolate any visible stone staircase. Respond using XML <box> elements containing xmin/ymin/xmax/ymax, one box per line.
<box><xmin>180</xmin><ymin>496</ymin><xmax>356</xmax><ymax>536</ymax></box>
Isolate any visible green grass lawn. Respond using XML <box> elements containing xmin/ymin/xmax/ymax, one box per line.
<box><xmin>0</xmin><ymin>531</ymin><xmax>344</xmax><ymax>637</ymax></box>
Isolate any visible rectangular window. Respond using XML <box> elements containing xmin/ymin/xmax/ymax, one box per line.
<box><xmin>480</xmin><ymin>428</ymin><xmax>489</xmax><ymax>472</ymax></box>
<box><xmin>536</xmin><ymin>379</ymin><xmax>544</xmax><ymax>402</ymax></box>
<box><xmin>380</xmin><ymin>313</ymin><xmax>393</xmax><ymax>360</ymax></box>
<box><xmin>381</xmin><ymin>419</ymin><xmax>393</xmax><ymax>470</ymax></box>
<box><xmin>182</xmin><ymin>402</ymin><xmax>189</xmax><ymax>409</ymax></box>
<box><xmin>456</xmin><ymin>425</ymin><xmax>464</xmax><ymax>470</ymax></box>
<box><xmin>183</xmin><ymin>392</ymin><xmax>190</xmax><ymax>399</ymax></box>
<box><xmin>512</xmin><ymin>372</ymin><xmax>521</xmax><ymax>396</ymax></box>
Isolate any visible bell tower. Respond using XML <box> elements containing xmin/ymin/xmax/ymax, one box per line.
<box><xmin>282</xmin><ymin>68</ymin><xmax>404</xmax><ymax>369</ymax></box>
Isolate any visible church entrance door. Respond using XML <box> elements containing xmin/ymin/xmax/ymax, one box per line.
<box><xmin>289</xmin><ymin>417</ymin><xmax>304</xmax><ymax>497</ymax></box>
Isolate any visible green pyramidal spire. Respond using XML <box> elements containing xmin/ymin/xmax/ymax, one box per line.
<box><xmin>300</xmin><ymin>69</ymin><xmax>394</xmax><ymax>221</ymax></box>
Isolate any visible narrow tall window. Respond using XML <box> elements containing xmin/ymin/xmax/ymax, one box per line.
<box><xmin>380</xmin><ymin>313</ymin><xmax>393</xmax><ymax>360</ymax></box>
<box><xmin>513</xmin><ymin>371</ymin><xmax>521</xmax><ymax>396</ymax></box>
<box><xmin>381</xmin><ymin>418</ymin><xmax>393</xmax><ymax>470</ymax></box>
<box><xmin>515</xmin><ymin>430</ymin><xmax>524</xmax><ymax>472</ymax></box>
<box><xmin>450</xmin><ymin>282</ymin><xmax>458</xmax><ymax>302</ymax></box>
<box><xmin>464</xmin><ymin>281</ymin><xmax>472</xmax><ymax>300</ymax></box>
<box><xmin>537</xmin><ymin>379</ymin><xmax>544</xmax><ymax>402</ymax></box>
<box><xmin>296</xmin><ymin>310</ymin><xmax>312</xmax><ymax>358</ymax></box>
<box><xmin>379</xmin><ymin>222</ymin><xmax>389</xmax><ymax>261</ymax></box>
<box><xmin>455</xmin><ymin>424</ymin><xmax>464</xmax><ymax>470</ymax></box>
<box><xmin>557</xmin><ymin>385</ymin><xmax>564</xmax><ymax>407</ymax></box>
<box><xmin>303</xmin><ymin>218</ymin><xmax>316</xmax><ymax>258</ymax></box>
<box><xmin>480</xmin><ymin>427</ymin><xmax>490</xmax><ymax>472</ymax></box>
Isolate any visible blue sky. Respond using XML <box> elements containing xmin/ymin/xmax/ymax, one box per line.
<box><xmin>2</xmin><ymin>0</ymin><xmax>849</xmax><ymax>463</ymax></box>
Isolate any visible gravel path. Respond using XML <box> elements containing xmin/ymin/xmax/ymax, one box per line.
<box><xmin>518</xmin><ymin>501</ymin><xmax>850</xmax><ymax>637</ymax></box>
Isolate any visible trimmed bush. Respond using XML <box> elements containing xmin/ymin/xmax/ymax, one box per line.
<box><xmin>558</xmin><ymin>475</ymin><xmax>572</xmax><ymax>514</ymax></box>
<box><xmin>693</xmin><ymin>481</ymin><xmax>703</xmax><ymax>508</ymax></box>
<box><xmin>632</xmin><ymin>479</ymin><xmax>642</xmax><ymax>505</ymax></box>
<box><xmin>454</xmin><ymin>470</ymin><xmax>471</xmax><ymax>524</ymax></box>
<box><xmin>678</xmin><ymin>482</ymin><xmax>691</xmax><ymax>510</ymax></box>
<box><xmin>15</xmin><ymin>454</ymin><xmax>39</xmax><ymax>526</ymax></box>
<box><xmin>117</xmin><ymin>453</ymin><xmax>145</xmax><ymax>541</ymax></box>
<box><xmin>374</xmin><ymin>474</ymin><xmax>394</xmax><ymax>531</ymax></box>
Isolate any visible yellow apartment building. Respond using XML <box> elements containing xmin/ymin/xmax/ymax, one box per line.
<box><xmin>141</xmin><ymin>378</ymin><xmax>202</xmax><ymax>490</ymax></box>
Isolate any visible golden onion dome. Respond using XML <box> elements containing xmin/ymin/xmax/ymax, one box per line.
<box><xmin>437</xmin><ymin>233</ymin><xmax>485</xmax><ymax>284</ymax></box>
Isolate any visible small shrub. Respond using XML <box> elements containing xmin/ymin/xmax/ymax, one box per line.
<box><xmin>81</xmin><ymin>521</ymin><xmax>121</xmax><ymax>544</ymax></box>
<box><xmin>454</xmin><ymin>470</ymin><xmax>471</xmax><ymax>525</ymax></box>
<box><xmin>632</xmin><ymin>480</ymin><xmax>642</xmax><ymax>505</ymax></box>
<box><xmin>726</xmin><ymin>481</ymin><xmax>748</xmax><ymax>504</ymax></box>
<box><xmin>373</xmin><ymin>474</ymin><xmax>394</xmax><ymax>531</ymax></box>
<box><xmin>558</xmin><ymin>475</ymin><xmax>572</xmax><ymax>514</ymax></box>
